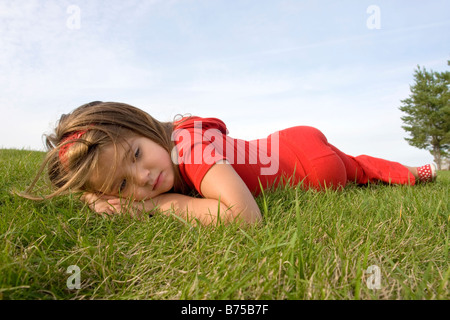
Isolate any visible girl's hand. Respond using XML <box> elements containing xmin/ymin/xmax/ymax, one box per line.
<box><xmin>81</xmin><ymin>192</ymin><xmax>122</xmax><ymax>216</ymax></box>
<box><xmin>81</xmin><ymin>192</ymin><xmax>151</xmax><ymax>219</ymax></box>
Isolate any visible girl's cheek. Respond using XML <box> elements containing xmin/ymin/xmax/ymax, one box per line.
<box><xmin>134</xmin><ymin>189</ymin><xmax>147</xmax><ymax>201</ymax></box>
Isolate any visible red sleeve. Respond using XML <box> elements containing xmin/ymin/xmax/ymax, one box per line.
<box><xmin>173</xmin><ymin>117</ymin><xmax>229</xmax><ymax>196</ymax></box>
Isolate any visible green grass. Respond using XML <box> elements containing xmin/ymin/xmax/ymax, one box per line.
<box><xmin>1</xmin><ymin>149</ymin><xmax>448</xmax><ymax>300</ymax></box>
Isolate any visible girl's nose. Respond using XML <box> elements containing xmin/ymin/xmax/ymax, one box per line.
<box><xmin>135</xmin><ymin>167</ymin><xmax>150</xmax><ymax>187</ymax></box>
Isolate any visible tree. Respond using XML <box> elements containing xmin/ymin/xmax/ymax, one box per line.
<box><xmin>399</xmin><ymin>62</ymin><xmax>450</xmax><ymax>170</ymax></box>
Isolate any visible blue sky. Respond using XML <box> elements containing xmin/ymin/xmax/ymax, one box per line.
<box><xmin>1</xmin><ymin>0</ymin><xmax>449</xmax><ymax>166</ymax></box>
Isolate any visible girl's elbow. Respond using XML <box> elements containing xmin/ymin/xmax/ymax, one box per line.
<box><xmin>229</xmin><ymin>205</ymin><xmax>262</xmax><ymax>225</ymax></box>
<box><xmin>247</xmin><ymin>210</ymin><xmax>263</xmax><ymax>225</ymax></box>
<box><xmin>197</xmin><ymin>199</ymin><xmax>262</xmax><ymax>226</ymax></box>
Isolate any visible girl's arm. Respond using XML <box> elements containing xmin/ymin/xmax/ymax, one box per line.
<box><xmin>81</xmin><ymin>192</ymin><xmax>127</xmax><ymax>217</ymax></box>
<box><xmin>83</xmin><ymin>162</ymin><xmax>262</xmax><ymax>225</ymax></box>
<box><xmin>148</xmin><ymin>161</ymin><xmax>262</xmax><ymax>225</ymax></box>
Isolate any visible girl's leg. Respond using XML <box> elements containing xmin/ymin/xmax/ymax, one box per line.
<box><xmin>404</xmin><ymin>166</ymin><xmax>418</xmax><ymax>179</ymax></box>
<box><xmin>281</xmin><ymin>126</ymin><xmax>417</xmax><ymax>189</ymax></box>
<box><xmin>328</xmin><ymin>144</ymin><xmax>416</xmax><ymax>185</ymax></box>
<box><xmin>280</xmin><ymin>126</ymin><xmax>349</xmax><ymax>190</ymax></box>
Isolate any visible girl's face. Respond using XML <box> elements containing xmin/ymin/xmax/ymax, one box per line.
<box><xmin>89</xmin><ymin>135</ymin><xmax>175</xmax><ymax>201</ymax></box>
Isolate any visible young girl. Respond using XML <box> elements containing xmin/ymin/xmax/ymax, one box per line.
<box><xmin>21</xmin><ymin>101</ymin><xmax>437</xmax><ymax>225</ymax></box>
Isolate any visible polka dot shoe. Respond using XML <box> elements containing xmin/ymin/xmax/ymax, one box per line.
<box><xmin>417</xmin><ymin>164</ymin><xmax>437</xmax><ymax>183</ymax></box>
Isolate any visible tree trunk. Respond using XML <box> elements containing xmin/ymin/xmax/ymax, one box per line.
<box><xmin>432</xmin><ymin>145</ymin><xmax>441</xmax><ymax>170</ymax></box>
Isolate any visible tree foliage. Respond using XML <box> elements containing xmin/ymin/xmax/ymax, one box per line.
<box><xmin>399</xmin><ymin>62</ymin><xmax>450</xmax><ymax>169</ymax></box>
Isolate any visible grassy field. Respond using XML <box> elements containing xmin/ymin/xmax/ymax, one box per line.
<box><xmin>0</xmin><ymin>149</ymin><xmax>448</xmax><ymax>300</ymax></box>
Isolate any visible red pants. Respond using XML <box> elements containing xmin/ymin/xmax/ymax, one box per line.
<box><xmin>277</xmin><ymin>126</ymin><xmax>416</xmax><ymax>190</ymax></box>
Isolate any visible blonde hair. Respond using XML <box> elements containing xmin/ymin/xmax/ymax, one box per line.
<box><xmin>20</xmin><ymin>101</ymin><xmax>190</xmax><ymax>200</ymax></box>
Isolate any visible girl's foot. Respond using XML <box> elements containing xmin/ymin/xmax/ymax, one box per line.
<box><xmin>416</xmin><ymin>164</ymin><xmax>437</xmax><ymax>183</ymax></box>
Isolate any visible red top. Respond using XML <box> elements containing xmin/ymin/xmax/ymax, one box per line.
<box><xmin>172</xmin><ymin>116</ymin><xmax>297</xmax><ymax>196</ymax></box>
<box><xmin>172</xmin><ymin>117</ymin><xmax>416</xmax><ymax>196</ymax></box>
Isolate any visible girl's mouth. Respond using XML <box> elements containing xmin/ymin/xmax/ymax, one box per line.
<box><xmin>153</xmin><ymin>172</ymin><xmax>162</xmax><ymax>190</ymax></box>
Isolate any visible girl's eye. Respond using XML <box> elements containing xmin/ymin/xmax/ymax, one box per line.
<box><xmin>119</xmin><ymin>179</ymin><xmax>127</xmax><ymax>193</ymax></box>
<box><xmin>134</xmin><ymin>148</ymin><xmax>140</xmax><ymax>160</ymax></box>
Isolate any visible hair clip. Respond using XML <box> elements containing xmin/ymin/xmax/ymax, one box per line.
<box><xmin>58</xmin><ymin>130</ymin><xmax>88</xmax><ymax>169</ymax></box>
